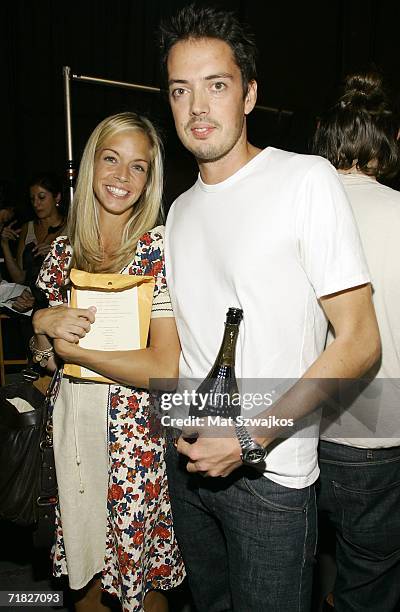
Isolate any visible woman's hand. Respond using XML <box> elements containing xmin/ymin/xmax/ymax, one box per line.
<box><xmin>53</xmin><ymin>338</ymin><xmax>80</xmax><ymax>362</ymax></box>
<box><xmin>61</xmin><ymin>317</ymin><xmax>181</xmax><ymax>388</ymax></box>
<box><xmin>33</xmin><ymin>305</ymin><xmax>96</xmax><ymax>343</ymax></box>
<box><xmin>1</xmin><ymin>220</ymin><xmax>20</xmax><ymax>244</ymax></box>
<box><xmin>12</xmin><ymin>288</ymin><xmax>35</xmax><ymax>312</ymax></box>
<box><xmin>32</xmin><ymin>244</ymin><xmax>52</xmax><ymax>258</ymax></box>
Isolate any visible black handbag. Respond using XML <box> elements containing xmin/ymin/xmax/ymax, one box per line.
<box><xmin>0</xmin><ymin>370</ymin><xmax>58</xmax><ymax>545</ymax></box>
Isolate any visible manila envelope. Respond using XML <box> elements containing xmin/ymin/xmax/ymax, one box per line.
<box><xmin>63</xmin><ymin>268</ymin><xmax>155</xmax><ymax>383</ymax></box>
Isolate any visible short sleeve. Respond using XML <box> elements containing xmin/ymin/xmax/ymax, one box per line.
<box><xmin>36</xmin><ymin>236</ymin><xmax>72</xmax><ymax>306</ymax></box>
<box><xmin>135</xmin><ymin>226</ymin><xmax>173</xmax><ymax>318</ymax></box>
<box><xmin>295</xmin><ymin>159</ymin><xmax>370</xmax><ymax>298</ymax></box>
<box><xmin>151</xmin><ymin>280</ymin><xmax>173</xmax><ymax>318</ymax></box>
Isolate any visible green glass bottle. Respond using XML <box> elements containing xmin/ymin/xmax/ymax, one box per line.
<box><xmin>189</xmin><ymin>307</ymin><xmax>243</xmax><ymax>419</ymax></box>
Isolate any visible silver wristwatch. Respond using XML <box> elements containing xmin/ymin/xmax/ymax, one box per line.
<box><xmin>235</xmin><ymin>424</ymin><xmax>268</xmax><ymax>466</ymax></box>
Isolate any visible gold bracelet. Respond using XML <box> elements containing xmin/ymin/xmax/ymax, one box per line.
<box><xmin>29</xmin><ymin>336</ymin><xmax>54</xmax><ymax>367</ymax></box>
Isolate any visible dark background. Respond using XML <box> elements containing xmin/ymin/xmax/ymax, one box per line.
<box><xmin>1</xmin><ymin>0</ymin><xmax>400</xmax><ymax>215</ymax></box>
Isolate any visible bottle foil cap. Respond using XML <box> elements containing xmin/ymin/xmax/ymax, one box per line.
<box><xmin>226</xmin><ymin>307</ymin><xmax>243</xmax><ymax>325</ymax></box>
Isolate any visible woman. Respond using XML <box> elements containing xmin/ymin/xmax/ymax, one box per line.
<box><xmin>0</xmin><ymin>172</ymin><xmax>65</xmax><ymax>312</ymax></box>
<box><xmin>312</xmin><ymin>73</ymin><xmax>400</xmax><ymax>612</ymax></box>
<box><xmin>31</xmin><ymin>113</ymin><xmax>184</xmax><ymax>611</ymax></box>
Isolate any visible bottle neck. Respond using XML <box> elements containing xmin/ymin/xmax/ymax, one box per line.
<box><xmin>216</xmin><ymin>323</ymin><xmax>240</xmax><ymax>366</ymax></box>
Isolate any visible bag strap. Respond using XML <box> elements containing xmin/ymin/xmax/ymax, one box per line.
<box><xmin>22</xmin><ymin>365</ymin><xmax>60</xmax><ymax>447</ymax></box>
<box><xmin>40</xmin><ymin>369</ymin><xmax>61</xmax><ymax>446</ymax></box>
<box><xmin>34</xmin><ymin>370</ymin><xmax>60</xmax><ymax>546</ymax></box>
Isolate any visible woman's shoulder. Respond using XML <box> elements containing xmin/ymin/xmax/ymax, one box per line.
<box><xmin>138</xmin><ymin>225</ymin><xmax>165</xmax><ymax>246</ymax></box>
<box><xmin>37</xmin><ymin>236</ymin><xmax>72</xmax><ymax>292</ymax></box>
<box><xmin>52</xmin><ymin>234</ymin><xmax>70</xmax><ymax>244</ymax></box>
<box><xmin>136</xmin><ymin>225</ymin><xmax>165</xmax><ymax>254</ymax></box>
<box><xmin>46</xmin><ymin>235</ymin><xmax>73</xmax><ymax>267</ymax></box>
<box><xmin>133</xmin><ymin>225</ymin><xmax>165</xmax><ymax>276</ymax></box>
<box><xmin>51</xmin><ymin>235</ymin><xmax>72</xmax><ymax>252</ymax></box>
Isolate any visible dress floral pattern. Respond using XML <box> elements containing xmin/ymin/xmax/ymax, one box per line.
<box><xmin>37</xmin><ymin>227</ymin><xmax>185</xmax><ymax>611</ymax></box>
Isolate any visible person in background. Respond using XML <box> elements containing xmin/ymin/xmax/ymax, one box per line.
<box><xmin>31</xmin><ymin>112</ymin><xmax>184</xmax><ymax>611</ymax></box>
<box><xmin>0</xmin><ymin>179</ymin><xmax>16</xmax><ymax>238</ymax></box>
<box><xmin>312</xmin><ymin>72</ymin><xmax>400</xmax><ymax>612</ymax></box>
<box><xmin>0</xmin><ymin>172</ymin><xmax>65</xmax><ymax>313</ymax></box>
<box><xmin>159</xmin><ymin>5</ymin><xmax>380</xmax><ymax>611</ymax></box>
<box><xmin>0</xmin><ymin>206</ymin><xmax>15</xmax><ymax>236</ymax></box>
<box><xmin>0</xmin><ymin>179</ymin><xmax>17</xmax><ymax>281</ymax></box>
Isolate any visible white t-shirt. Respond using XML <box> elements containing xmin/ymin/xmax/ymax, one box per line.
<box><xmin>165</xmin><ymin>147</ymin><xmax>370</xmax><ymax>488</ymax></box>
<box><xmin>321</xmin><ymin>173</ymin><xmax>400</xmax><ymax>449</ymax></box>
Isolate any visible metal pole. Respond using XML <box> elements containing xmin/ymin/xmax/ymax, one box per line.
<box><xmin>256</xmin><ymin>104</ymin><xmax>293</xmax><ymax>117</ymax></box>
<box><xmin>72</xmin><ymin>73</ymin><xmax>160</xmax><ymax>95</ymax></box>
<box><xmin>71</xmin><ymin>71</ymin><xmax>293</xmax><ymax>116</ymax></box>
<box><xmin>63</xmin><ymin>66</ymin><xmax>75</xmax><ymax>207</ymax></box>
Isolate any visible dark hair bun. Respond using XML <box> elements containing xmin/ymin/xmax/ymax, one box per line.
<box><xmin>340</xmin><ymin>72</ymin><xmax>388</xmax><ymax>114</ymax></box>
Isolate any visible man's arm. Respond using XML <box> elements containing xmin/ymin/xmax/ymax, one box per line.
<box><xmin>177</xmin><ymin>283</ymin><xmax>381</xmax><ymax>477</ymax></box>
<box><xmin>307</xmin><ymin>283</ymin><xmax>380</xmax><ymax>378</ymax></box>
<box><xmin>254</xmin><ymin>283</ymin><xmax>381</xmax><ymax>445</ymax></box>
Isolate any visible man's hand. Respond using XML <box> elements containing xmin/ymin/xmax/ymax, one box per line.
<box><xmin>33</xmin><ymin>305</ymin><xmax>96</xmax><ymax>342</ymax></box>
<box><xmin>12</xmin><ymin>288</ymin><xmax>35</xmax><ymax>312</ymax></box>
<box><xmin>176</xmin><ymin>429</ymin><xmax>242</xmax><ymax>477</ymax></box>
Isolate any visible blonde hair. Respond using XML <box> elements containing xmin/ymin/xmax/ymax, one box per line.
<box><xmin>68</xmin><ymin>112</ymin><xmax>163</xmax><ymax>273</ymax></box>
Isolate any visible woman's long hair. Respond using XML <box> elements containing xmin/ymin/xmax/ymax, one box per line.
<box><xmin>68</xmin><ymin>112</ymin><xmax>163</xmax><ymax>273</ymax></box>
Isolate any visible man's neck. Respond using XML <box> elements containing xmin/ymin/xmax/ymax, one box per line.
<box><xmin>198</xmin><ymin>141</ymin><xmax>262</xmax><ymax>185</ymax></box>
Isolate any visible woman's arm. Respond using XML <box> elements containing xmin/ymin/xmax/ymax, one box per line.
<box><xmin>32</xmin><ymin>305</ymin><xmax>96</xmax><ymax>372</ymax></box>
<box><xmin>1</xmin><ymin>222</ymin><xmax>27</xmax><ymax>283</ymax></box>
<box><xmin>53</xmin><ymin>316</ymin><xmax>180</xmax><ymax>389</ymax></box>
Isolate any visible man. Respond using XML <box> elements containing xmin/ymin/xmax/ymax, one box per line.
<box><xmin>313</xmin><ymin>72</ymin><xmax>400</xmax><ymax>612</ymax></box>
<box><xmin>160</xmin><ymin>6</ymin><xmax>380</xmax><ymax>611</ymax></box>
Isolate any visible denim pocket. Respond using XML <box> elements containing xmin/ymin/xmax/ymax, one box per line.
<box><xmin>242</xmin><ymin>474</ymin><xmax>310</xmax><ymax>512</ymax></box>
<box><xmin>333</xmin><ymin>479</ymin><xmax>400</xmax><ymax>559</ymax></box>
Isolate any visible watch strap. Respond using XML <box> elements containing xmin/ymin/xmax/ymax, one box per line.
<box><xmin>235</xmin><ymin>424</ymin><xmax>254</xmax><ymax>450</ymax></box>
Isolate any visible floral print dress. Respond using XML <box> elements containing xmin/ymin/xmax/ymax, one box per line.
<box><xmin>37</xmin><ymin>226</ymin><xmax>185</xmax><ymax>611</ymax></box>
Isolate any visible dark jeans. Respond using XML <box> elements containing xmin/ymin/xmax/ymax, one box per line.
<box><xmin>318</xmin><ymin>440</ymin><xmax>400</xmax><ymax>612</ymax></box>
<box><xmin>165</xmin><ymin>440</ymin><xmax>317</xmax><ymax>612</ymax></box>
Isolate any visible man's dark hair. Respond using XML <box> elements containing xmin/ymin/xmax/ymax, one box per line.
<box><xmin>312</xmin><ymin>72</ymin><xmax>400</xmax><ymax>179</ymax></box>
<box><xmin>159</xmin><ymin>4</ymin><xmax>257</xmax><ymax>96</ymax></box>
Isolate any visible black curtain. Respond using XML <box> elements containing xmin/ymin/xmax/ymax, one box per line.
<box><xmin>2</xmin><ymin>0</ymin><xmax>400</xmax><ymax>215</ymax></box>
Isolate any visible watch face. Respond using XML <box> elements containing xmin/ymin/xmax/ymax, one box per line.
<box><xmin>244</xmin><ymin>447</ymin><xmax>266</xmax><ymax>464</ymax></box>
